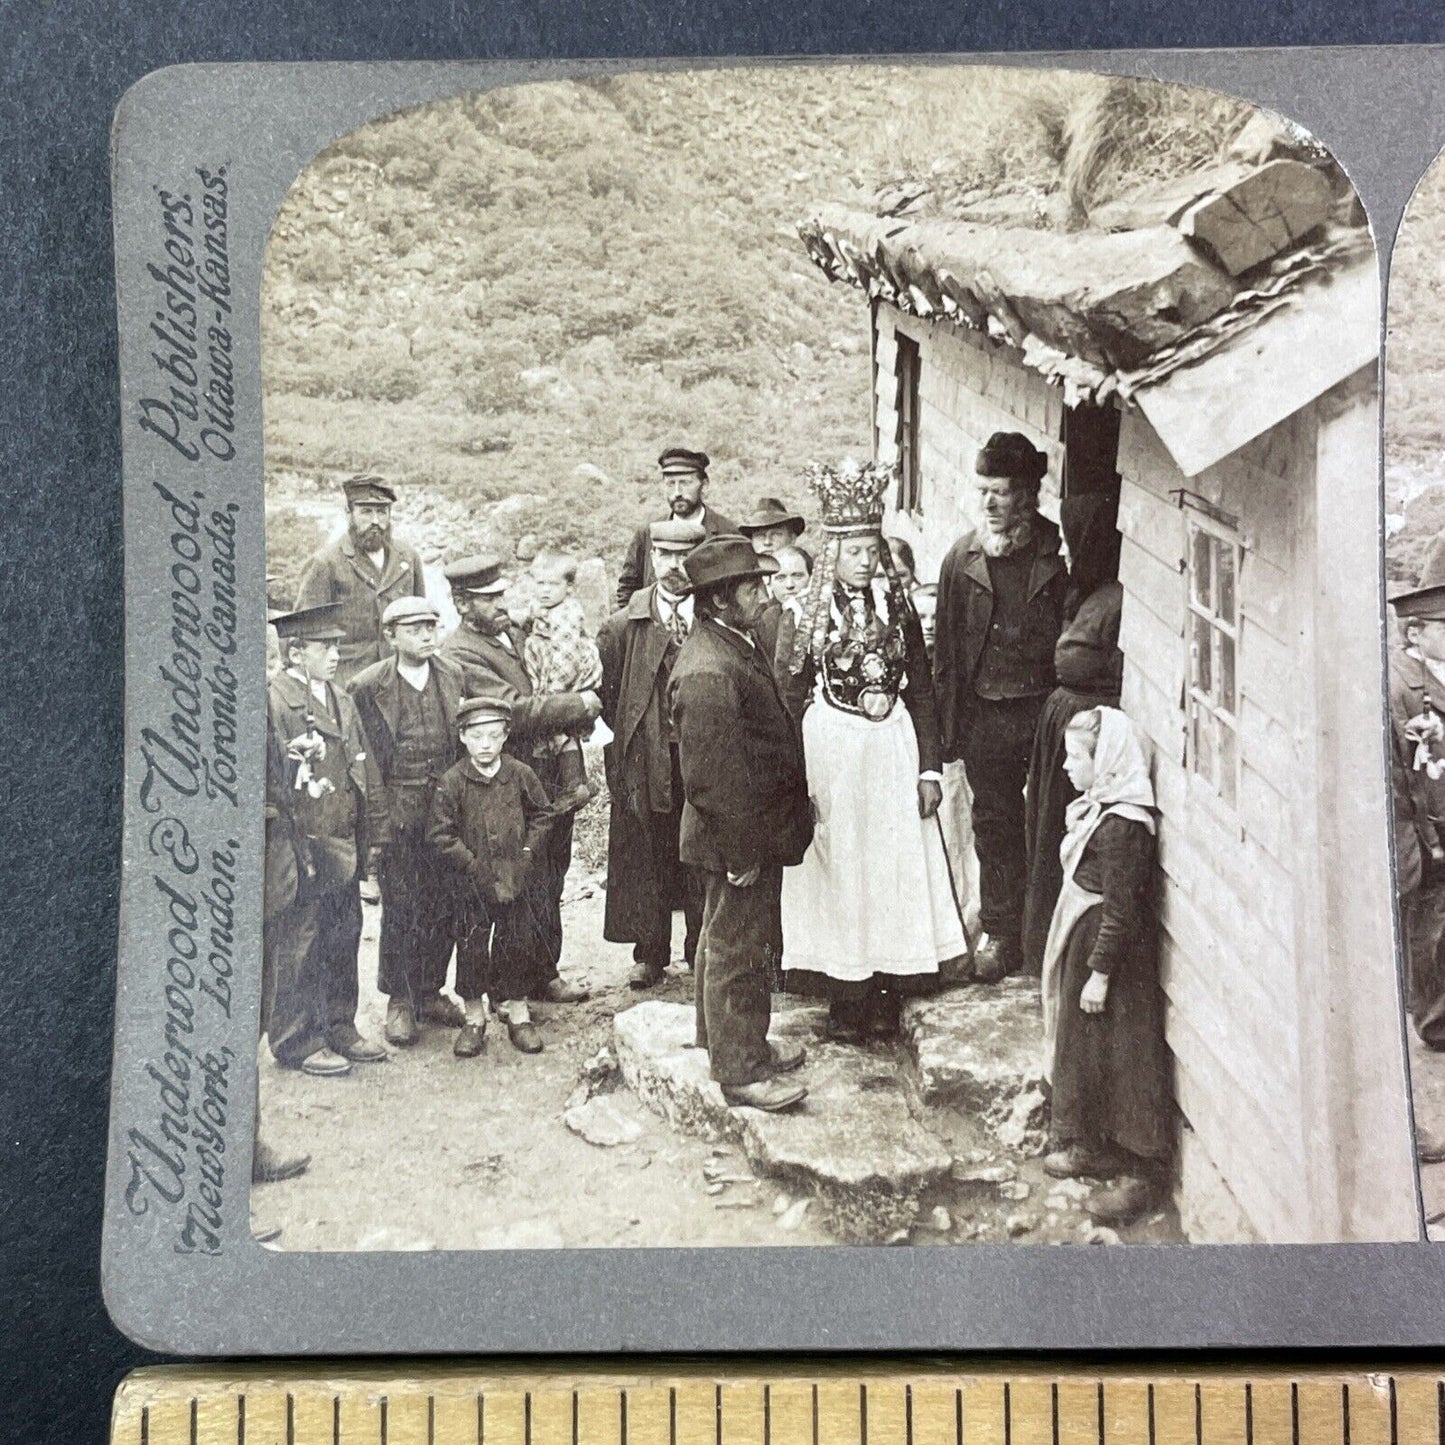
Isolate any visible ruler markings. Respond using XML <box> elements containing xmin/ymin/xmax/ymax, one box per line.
<box><xmin>112</xmin><ymin>1372</ymin><xmax>1445</xmax><ymax>1445</ymax></box>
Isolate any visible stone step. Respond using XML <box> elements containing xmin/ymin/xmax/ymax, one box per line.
<box><xmin>900</xmin><ymin>978</ymin><xmax>1048</xmax><ymax>1152</ymax></box>
<box><xmin>615</xmin><ymin>1000</ymin><xmax>953</xmax><ymax>1242</ymax></box>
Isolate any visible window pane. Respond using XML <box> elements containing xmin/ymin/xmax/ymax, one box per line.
<box><xmin>1220</xmin><ymin>632</ymin><xmax>1236</xmax><ymax>712</ymax></box>
<box><xmin>1219</xmin><ymin>723</ymin><xmax>1237</xmax><ymax>808</ymax></box>
<box><xmin>1217</xmin><ymin>540</ymin><xmax>1237</xmax><ymax>624</ymax></box>
<box><xmin>1194</xmin><ymin>703</ymin><xmax>1217</xmax><ymax>787</ymax></box>
<box><xmin>1191</xmin><ymin>612</ymin><xmax>1212</xmax><ymax>694</ymax></box>
<box><xmin>1191</xmin><ymin>528</ymin><xmax>1213</xmax><ymax>610</ymax></box>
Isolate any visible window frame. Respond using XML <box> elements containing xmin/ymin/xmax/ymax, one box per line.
<box><xmin>893</xmin><ymin>332</ymin><xmax>922</xmax><ymax>515</ymax></box>
<box><xmin>1183</xmin><ymin>503</ymin><xmax>1244</xmax><ymax>814</ymax></box>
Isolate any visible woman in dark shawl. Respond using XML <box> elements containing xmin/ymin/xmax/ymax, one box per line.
<box><xmin>1020</xmin><ymin>493</ymin><xmax>1124</xmax><ymax>978</ymax></box>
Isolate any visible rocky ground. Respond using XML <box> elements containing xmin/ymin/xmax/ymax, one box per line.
<box><xmin>253</xmin><ymin>857</ymin><xmax>1183</xmax><ymax>1251</ymax></box>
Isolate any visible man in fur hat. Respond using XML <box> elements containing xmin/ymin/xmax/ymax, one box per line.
<box><xmin>934</xmin><ymin>432</ymin><xmax>1068</xmax><ymax>983</ymax></box>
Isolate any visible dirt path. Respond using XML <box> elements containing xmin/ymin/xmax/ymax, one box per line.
<box><xmin>252</xmin><ymin>870</ymin><xmax>837</xmax><ymax>1250</ymax></box>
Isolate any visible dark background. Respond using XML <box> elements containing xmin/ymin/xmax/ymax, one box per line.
<box><xmin>4</xmin><ymin>4</ymin><xmax>1444</xmax><ymax>1441</ymax></box>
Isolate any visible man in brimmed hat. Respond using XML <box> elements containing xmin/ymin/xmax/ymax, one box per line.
<box><xmin>294</xmin><ymin>474</ymin><xmax>428</xmax><ymax>688</ymax></box>
<box><xmin>265</xmin><ymin>603</ymin><xmax>386</xmax><ymax>1078</ymax></box>
<box><xmin>350</xmin><ymin>596</ymin><xmax>468</xmax><ymax>1046</ymax></box>
<box><xmin>598</xmin><ymin>517</ymin><xmax>708</xmax><ymax>989</ymax></box>
<box><xmin>739</xmin><ymin>497</ymin><xmax>808</xmax><ymax>661</ymax></box>
<box><xmin>440</xmin><ymin>553</ymin><xmax>598</xmax><ymax>1005</ymax></box>
<box><xmin>738</xmin><ymin>496</ymin><xmax>806</xmax><ymax>557</ymax></box>
<box><xmin>668</xmin><ymin>535</ymin><xmax>813</xmax><ymax>1112</ymax></box>
<box><xmin>428</xmin><ymin>693</ymin><xmax>555</xmax><ymax>1056</ymax></box>
<box><xmin>935</xmin><ymin>431</ymin><xmax>1068</xmax><ymax>984</ymax></box>
<box><xmin>615</xmin><ymin>447</ymin><xmax>738</xmax><ymax>609</ymax></box>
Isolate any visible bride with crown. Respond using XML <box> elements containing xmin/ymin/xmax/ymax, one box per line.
<box><xmin>775</xmin><ymin>459</ymin><xmax>971</xmax><ymax>1042</ymax></box>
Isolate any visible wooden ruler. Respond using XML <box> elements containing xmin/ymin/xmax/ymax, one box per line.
<box><xmin>112</xmin><ymin>1364</ymin><xmax>1445</xmax><ymax>1445</ymax></box>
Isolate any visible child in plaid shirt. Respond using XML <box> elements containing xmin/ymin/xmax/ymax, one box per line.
<box><xmin>524</xmin><ymin>549</ymin><xmax>603</xmax><ymax>811</ymax></box>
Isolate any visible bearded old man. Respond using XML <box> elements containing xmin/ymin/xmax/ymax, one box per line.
<box><xmin>934</xmin><ymin>432</ymin><xmax>1068</xmax><ymax>984</ymax></box>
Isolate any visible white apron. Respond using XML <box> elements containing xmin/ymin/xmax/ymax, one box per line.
<box><xmin>1039</xmin><ymin>804</ymin><xmax>1121</xmax><ymax>1085</ymax></box>
<box><xmin>781</xmin><ymin>695</ymin><xmax>968</xmax><ymax>981</ymax></box>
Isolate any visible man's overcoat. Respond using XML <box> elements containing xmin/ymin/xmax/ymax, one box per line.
<box><xmin>669</xmin><ymin>618</ymin><xmax>812</xmax><ymax>876</ymax></box>
<box><xmin>294</xmin><ymin>533</ymin><xmax>427</xmax><ymax>685</ymax></box>
<box><xmin>933</xmin><ymin>519</ymin><xmax>1067</xmax><ymax>758</ymax></box>
<box><xmin>597</xmin><ymin>585</ymin><xmax>685</xmax><ymax>942</ymax></box>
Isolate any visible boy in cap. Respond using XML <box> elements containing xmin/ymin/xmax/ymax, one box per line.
<box><xmin>440</xmin><ymin>553</ymin><xmax>599</xmax><ymax>1005</ymax></box>
<box><xmin>615</xmin><ymin>447</ymin><xmax>737</xmax><ymax>608</ymax></box>
<box><xmin>428</xmin><ymin>694</ymin><xmax>555</xmax><ymax>1055</ymax></box>
<box><xmin>350</xmin><ymin>596</ymin><xmax>468</xmax><ymax>1046</ymax></box>
<box><xmin>294</xmin><ymin>474</ymin><xmax>428</xmax><ymax>688</ymax></box>
<box><xmin>523</xmin><ymin>548</ymin><xmax>604</xmax><ymax>811</ymax></box>
<box><xmin>266</xmin><ymin>603</ymin><xmax>387</xmax><ymax>1075</ymax></box>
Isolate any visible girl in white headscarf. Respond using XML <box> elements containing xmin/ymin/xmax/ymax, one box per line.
<box><xmin>1040</xmin><ymin>706</ymin><xmax>1171</xmax><ymax>1228</ymax></box>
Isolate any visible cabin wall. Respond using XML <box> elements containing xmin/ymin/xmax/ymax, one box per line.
<box><xmin>1115</xmin><ymin>409</ymin><xmax>1314</xmax><ymax>1241</ymax></box>
<box><xmin>872</xmin><ymin>306</ymin><xmax>1063</xmax><ymax>578</ymax></box>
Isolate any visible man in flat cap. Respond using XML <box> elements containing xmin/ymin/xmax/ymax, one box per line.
<box><xmin>597</xmin><ymin>517</ymin><xmax>708</xmax><ymax>989</ymax></box>
<box><xmin>427</xmin><ymin>694</ymin><xmax>555</xmax><ymax>1056</ymax></box>
<box><xmin>350</xmin><ymin>596</ymin><xmax>468</xmax><ymax>1046</ymax></box>
<box><xmin>615</xmin><ymin>448</ymin><xmax>737</xmax><ymax>609</ymax></box>
<box><xmin>934</xmin><ymin>431</ymin><xmax>1068</xmax><ymax>984</ymax></box>
<box><xmin>265</xmin><ymin>604</ymin><xmax>387</xmax><ymax>1076</ymax></box>
<box><xmin>440</xmin><ymin>554</ymin><xmax>598</xmax><ymax>1004</ymax></box>
<box><xmin>294</xmin><ymin>474</ymin><xmax>429</xmax><ymax>689</ymax></box>
<box><xmin>670</xmin><ymin>535</ymin><xmax>813</xmax><ymax>1112</ymax></box>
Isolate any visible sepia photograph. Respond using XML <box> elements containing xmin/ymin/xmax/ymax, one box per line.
<box><xmin>1384</xmin><ymin>146</ymin><xmax>1445</xmax><ymax>1241</ymax></box>
<box><xmin>250</xmin><ymin>63</ymin><xmax>1411</xmax><ymax>1252</ymax></box>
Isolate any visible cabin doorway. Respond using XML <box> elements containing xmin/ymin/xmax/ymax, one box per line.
<box><xmin>1060</xmin><ymin>399</ymin><xmax>1123</xmax><ymax>583</ymax></box>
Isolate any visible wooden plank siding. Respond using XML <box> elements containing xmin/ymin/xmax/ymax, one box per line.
<box><xmin>1115</xmin><ymin>405</ymin><xmax>1315</xmax><ymax>1240</ymax></box>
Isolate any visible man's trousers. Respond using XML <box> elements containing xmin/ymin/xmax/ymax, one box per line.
<box><xmin>959</xmin><ymin>694</ymin><xmax>1046</xmax><ymax>945</ymax></box>
<box><xmin>693</xmin><ymin>866</ymin><xmax>782</xmax><ymax>1087</ymax></box>
<box><xmin>266</xmin><ymin>881</ymin><xmax>362</xmax><ymax>1066</ymax></box>
<box><xmin>377</xmin><ymin>824</ymin><xmax>455</xmax><ymax>1003</ymax></box>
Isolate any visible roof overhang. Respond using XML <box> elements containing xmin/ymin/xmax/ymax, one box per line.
<box><xmin>1132</xmin><ymin>257</ymin><xmax>1378</xmax><ymax>478</ymax></box>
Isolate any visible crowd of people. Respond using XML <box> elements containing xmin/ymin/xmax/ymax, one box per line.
<box><xmin>258</xmin><ymin>436</ymin><xmax>1173</xmax><ymax>1232</ymax></box>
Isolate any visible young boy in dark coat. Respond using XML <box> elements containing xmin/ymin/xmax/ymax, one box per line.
<box><xmin>427</xmin><ymin>694</ymin><xmax>555</xmax><ymax>1057</ymax></box>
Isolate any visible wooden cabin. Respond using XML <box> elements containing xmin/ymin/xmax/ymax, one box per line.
<box><xmin>801</xmin><ymin>162</ymin><xmax>1419</xmax><ymax>1243</ymax></box>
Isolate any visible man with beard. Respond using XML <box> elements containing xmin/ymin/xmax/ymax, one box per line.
<box><xmin>266</xmin><ymin>603</ymin><xmax>387</xmax><ymax>1074</ymax></box>
<box><xmin>440</xmin><ymin>554</ymin><xmax>598</xmax><ymax>1004</ymax></box>
<box><xmin>615</xmin><ymin>448</ymin><xmax>737</xmax><ymax>608</ymax></box>
<box><xmin>670</xmin><ymin>536</ymin><xmax>813</xmax><ymax>1110</ymax></box>
<box><xmin>350</xmin><ymin>597</ymin><xmax>468</xmax><ymax>1046</ymax></box>
<box><xmin>294</xmin><ymin>475</ymin><xmax>428</xmax><ymax>690</ymax></box>
<box><xmin>935</xmin><ymin>432</ymin><xmax>1068</xmax><ymax>983</ymax></box>
<box><xmin>597</xmin><ymin>517</ymin><xmax>707</xmax><ymax>990</ymax></box>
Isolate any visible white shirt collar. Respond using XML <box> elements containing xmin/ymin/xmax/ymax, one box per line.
<box><xmin>286</xmin><ymin>667</ymin><xmax>331</xmax><ymax>707</ymax></box>
<box><xmin>714</xmin><ymin>618</ymin><xmax>755</xmax><ymax>649</ymax></box>
<box><xmin>397</xmin><ymin>658</ymin><xmax>431</xmax><ymax>691</ymax></box>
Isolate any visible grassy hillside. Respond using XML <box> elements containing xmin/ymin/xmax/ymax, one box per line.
<box><xmin>1387</xmin><ymin>156</ymin><xmax>1445</xmax><ymax>587</ymax></box>
<box><xmin>262</xmin><ymin>65</ymin><xmax>1256</xmax><ymax>595</ymax></box>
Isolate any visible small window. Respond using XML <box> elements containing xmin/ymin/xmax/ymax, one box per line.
<box><xmin>894</xmin><ymin>334</ymin><xmax>922</xmax><ymax>513</ymax></box>
<box><xmin>1185</xmin><ymin>508</ymin><xmax>1242</xmax><ymax>810</ymax></box>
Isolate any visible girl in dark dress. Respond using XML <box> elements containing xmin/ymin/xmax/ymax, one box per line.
<box><xmin>1041</xmin><ymin>706</ymin><xmax>1171</xmax><ymax>1227</ymax></box>
<box><xmin>1021</xmin><ymin>493</ymin><xmax>1124</xmax><ymax>977</ymax></box>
